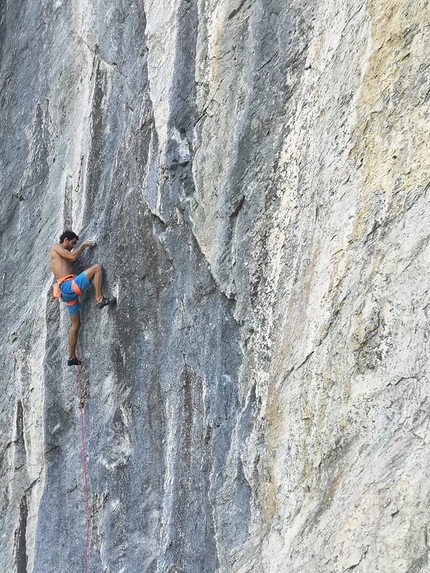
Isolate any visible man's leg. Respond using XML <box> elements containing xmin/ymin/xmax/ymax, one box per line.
<box><xmin>83</xmin><ymin>264</ymin><xmax>103</xmax><ymax>303</ymax></box>
<box><xmin>69</xmin><ymin>312</ymin><xmax>81</xmax><ymax>359</ymax></box>
<box><xmin>82</xmin><ymin>264</ymin><xmax>116</xmax><ymax>308</ymax></box>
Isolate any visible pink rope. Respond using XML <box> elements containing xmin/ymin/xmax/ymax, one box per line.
<box><xmin>76</xmin><ymin>350</ymin><xmax>90</xmax><ymax>573</ymax></box>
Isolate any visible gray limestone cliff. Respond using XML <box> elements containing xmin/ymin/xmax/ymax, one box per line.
<box><xmin>1</xmin><ymin>0</ymin><xmax>430</xmax><ymax>572</ymax></box>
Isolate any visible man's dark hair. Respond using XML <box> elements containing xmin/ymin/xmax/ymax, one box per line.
<box><xmin>59</xmin><ymin>230</ymin><xmax>79</xmax><ymax>243</ymax></box>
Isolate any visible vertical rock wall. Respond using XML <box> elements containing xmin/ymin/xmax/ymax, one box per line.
<box><xmin>0</xmin><ymin>0</ymin><xmax>429</xmax><ymax>571</ymax></box>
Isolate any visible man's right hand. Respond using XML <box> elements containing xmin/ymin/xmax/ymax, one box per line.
<box><xmin>83</xmin><ymin>239</ymin><xmax>96</xmax><ymax>248</ymax></box>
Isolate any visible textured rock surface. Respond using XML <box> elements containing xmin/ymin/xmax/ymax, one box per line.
<box><xmin>1</xmin><ymin>0</ymin><xmax>430</xmax><ymax>571</ymax></box>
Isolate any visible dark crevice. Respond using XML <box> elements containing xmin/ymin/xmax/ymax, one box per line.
<box><xmin>14</xmin><ymin>495</ymin><xmax>28</xmax><ymax>573</ymax></box>
<box><xmin>228</xmin><ymin>0</ymin><xmax>249</xmax><ymax>20</ymax></box>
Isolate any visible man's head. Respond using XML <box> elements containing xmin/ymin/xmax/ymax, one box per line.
<box><xmin>59</xmin><ymin>230</ymin><xmax>79</xmax><ymax>250</ymax></box>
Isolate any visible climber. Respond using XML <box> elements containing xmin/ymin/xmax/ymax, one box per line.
<box><xmin>49</xmin><ymin>230</ymin><xmax>116</xmax><ymax>366</ymax></box>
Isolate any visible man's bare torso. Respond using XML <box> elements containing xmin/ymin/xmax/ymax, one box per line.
<box><xmin>50</xmin><ymin>245</ymin><xmax>73</xmax><ymax>279</ymax></box>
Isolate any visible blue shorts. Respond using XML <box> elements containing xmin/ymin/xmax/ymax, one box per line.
<box><xmin>60</xmin><ymin>272</ymin><xmax>92</xmax><ymax>315</ymax></box>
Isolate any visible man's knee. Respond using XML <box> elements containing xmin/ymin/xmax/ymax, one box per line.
<box><xmin>89</xmin><ymin>263</ymin><xmax>102</xmax><ymax>274</ymax></box>
<box><xmin>70</xmin><ymin>314</ymin><xmax>81</xmax><ymax>332</ymax></box>
<box><xmin>84</xmin><ymin>264</ymin><xmax>102</xmax><ymax>282</ymax></box>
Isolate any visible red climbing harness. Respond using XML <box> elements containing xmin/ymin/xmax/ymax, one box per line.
<box><xmin>52</xmin><ymin>274</ymin><xmax>83</xmax><ymax>308</ymax></box>
<box><xmin>71</xmin><ymin>280</ymin><xmax>83</xmax><ymax>296</ymax></box>
<box><xmin>52</xmin><ymin>274</ymin><xmax>74</xmax><ymax>299</ymax></box>
<box><xmin>65</xmin><ymin>279</ymin><xmax>83</xmax><ymax>309</ymax></box>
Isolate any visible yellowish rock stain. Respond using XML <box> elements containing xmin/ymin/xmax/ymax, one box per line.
<box><xmin>350</xmin><ymin>0</ymin><xmax>430</xmax><ymax>243</ymax></box>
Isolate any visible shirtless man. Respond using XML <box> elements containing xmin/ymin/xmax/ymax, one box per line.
<box><xmin>50</xmin><ymin>230</ymin><xmax>116</xmax><ymax>366</ymax></box>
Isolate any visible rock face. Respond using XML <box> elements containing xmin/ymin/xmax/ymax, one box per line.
<box><xmin>1</xmin><ymin>0</ymin><xmax>430</xmax><ymax>571</ymax></box>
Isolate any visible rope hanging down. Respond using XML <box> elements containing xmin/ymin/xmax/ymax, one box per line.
<box><xmin>76</xmin><ymin>349</ymin><xmax>90</xmax><ymax>573</ymax></box>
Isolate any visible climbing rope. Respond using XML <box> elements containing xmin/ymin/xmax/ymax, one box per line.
<box><xmin>76</xmin><ymin>349</ymin><xmax>90</xmax><ymax>573</ymax></box>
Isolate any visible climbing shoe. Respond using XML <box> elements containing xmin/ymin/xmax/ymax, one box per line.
<box><xmin>68</xmin><ymin>357</ymin><xmax>82</xmax><ymax>366</ymax></box>
<box><xmin>96</xmin><ymin>296</ymin><xmax>117</xmax><ymax>309</ymax></box>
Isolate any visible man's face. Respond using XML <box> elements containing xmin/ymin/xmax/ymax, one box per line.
<box><xmin>64</xmin><ymin>238</ymin><xmax>77</xmax><ymax>251</ymax></box>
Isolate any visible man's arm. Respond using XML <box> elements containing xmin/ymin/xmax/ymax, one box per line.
<box><xmin>52</xmin><ymin>239</ymin><xmax>95</xmax><ymax>262</ymax></box>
